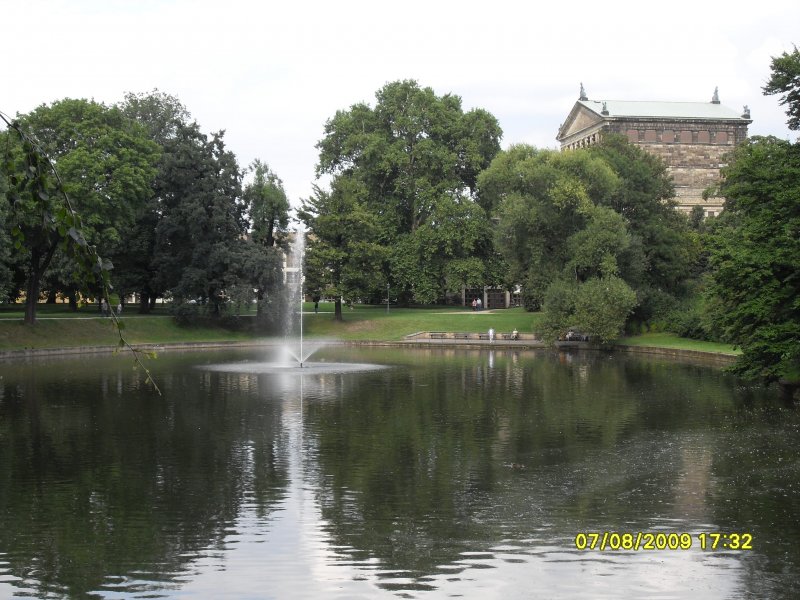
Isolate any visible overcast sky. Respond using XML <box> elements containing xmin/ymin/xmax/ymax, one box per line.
<box><xmin>3</xmin><ymin>0</ymin><xmax>798</xmax><ymax>205</ymax></box>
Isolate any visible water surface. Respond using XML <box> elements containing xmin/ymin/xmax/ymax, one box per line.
<box><xmin>0</xmin><ymin>346</ymin><xmax>797</xmax><ymax>599</ymax></box>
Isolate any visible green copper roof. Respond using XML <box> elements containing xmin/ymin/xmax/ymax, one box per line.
<box><xmin>579</xmin><ymin>99</ymin><xmax>750</xmax><ymax>121</ymax></box>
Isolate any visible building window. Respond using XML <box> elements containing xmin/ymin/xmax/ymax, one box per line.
<box><xmin>716</xmin><ymin>131</ymin><xmax>728</xmax><ymax>144</ymax></box>
<box><xmin>680</xmin><ymin>130</ymin><xmax>693</xmax><ymax>144</ymax></box>
<box><xmin>662</xmin><ymin>130</ymin><xmax>675</xmax><ymax>143</ymax></box>
<box><xmin>644</xmin><ymin>129</ymin><xmax>657</xmax><ymax>142</ymax></box>
<box><xmin>627</xmin><ymin>129</ymin><xmax>639</xmax><ymax>143</ymax></box>
<box><xmin>698</xmin><ymin>131</ymin><xmax>710</xmax><ymax>143</ymax></box>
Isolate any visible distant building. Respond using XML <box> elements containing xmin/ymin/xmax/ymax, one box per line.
<box><xmin>556</xmin><ymin>85</ymin><xmax>752</xmax><ymax>216</ymax></box>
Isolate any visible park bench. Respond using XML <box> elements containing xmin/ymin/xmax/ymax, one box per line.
<box><xmin>429</xmin><ymin>332</ymin><xmax>446</xmax><ymax>340</ymax></box>
<box><xmin>453</xmin><ymin>332</ymin><xmax>471</xmax><ymax>340</ymax></box>
<box><xmin>478</xmin><ymin>333</ymin><xmax>491</xmax><ymax>340</ymax></box>
<box><xmin>501</xmin><ymin>332</ymin><xmax>517</xmax><ymax>340</ymax></box>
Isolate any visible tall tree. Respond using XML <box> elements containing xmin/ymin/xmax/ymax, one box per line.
<box><xmin>243</xmin><ymin>159</ymin><xmax>290</xmax><ymax>249</ymax></box>
<box><xmin>118</xmin><ymin>90</ymin><xmax>191</xmax><ymax>312</ymax></box>
<box><xmin>763</xmin><ymin>45</ymin><xmax>800</xmax><ymax>131</ymax></box>
<box><xmin>315</xmin><ymin>80</ymin><xmax>502</xmax><ymax>304</ymax></box>
<box><xmin>299</xmin><ymin>178</ymin><xmax>386</xmax><ymax>321</ymax></box>
<box><xmin>707</xmin><ymin>135</ymin><xmax>800</xmax><ymax>400</ymax></box>
<box><xmin>3</xmin><ymin>99</ymin><xmax>159</xmax><ymax>323</ymax></box>
<box><xmin>705</xmin><ymin>47</ymin><xmax>800</xmax><ymax>401</ymax></box>
<box><xmin>480</xmin><ymin>137</ymin><xmax>696</xmax><ymax>328</ymax></box>
<box><xmin>586</xmin><ymin>134</ymin><xmax>697</xmax><ymax>321</ymax></box>
<box><xmin>152</xmin><ymin>122</ymin><xmax>245</xmax><ymax>316</ymax></box>
<box><xmin>478</xmin><ymin>145</ymin><xmax>620</xmax><ymax>310</ymax></box>
<box><xmin>241</xmin><ymin>159</ymin><xmax>291</xmax><ymax>325</ymax></box>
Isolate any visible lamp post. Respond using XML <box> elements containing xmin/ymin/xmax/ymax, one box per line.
<box><xmin>386</xmin><ymin>283</ymin><xmax>390</xmax><ymax>314</ymax></box>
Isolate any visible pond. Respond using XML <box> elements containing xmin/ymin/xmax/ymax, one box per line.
<box><xmin>0</xmin><ymin>345</ymin><xmax>798</xmax><ymax>599</ymax></box>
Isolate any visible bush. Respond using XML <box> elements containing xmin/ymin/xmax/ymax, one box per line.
<box><xmin>662</xmin><ymin>296</ymin><xmax>723</xmax><ymax>342</ymax></box>
<box><xmin>170</xmin><ymin>301</ymin><xmax>201</xmax><ymax>326</ymax></box>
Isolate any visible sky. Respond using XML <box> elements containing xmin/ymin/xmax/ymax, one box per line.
<box><xmin>3</xmin><ymin>0</ymin><xmax>799</xmax><ymax>206</ymax></box>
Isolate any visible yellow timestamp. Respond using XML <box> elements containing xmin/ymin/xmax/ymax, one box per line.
<box><xmin>574</xmin><ymin>532</ymin><xmax>754</xmax><ymax>551</ymax></box>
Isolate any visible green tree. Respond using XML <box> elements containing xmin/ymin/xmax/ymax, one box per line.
<box><xmin>707</xmin><ymin>135</ymin><xmax>800</xmax><ymax>400</ymax></box>
<box><xmin>539</xmin><ymin>204</ymin><xmax>638</xmax><ymax>342</ymax></box>
<box><xmin>480</xmin><ymin>137</ymin><xmax>695</xmax><ymax>330</ymax></box>
<box><xmin>478</xmin><ymin>145</ymin><xmax>619</xmax><ymax>310</ymax></box>
<box><xmin>299</xmin><ymin>178</ymin><xmax>386</xmax><ymax>321</ymax></box>
<box><xmin>3</xmin><ymin>99</ymin><xmax>159</xmax><ymax>323</ymax></box>
<box><xmin>243</xmin><ymin>159</ymin><xmax>290</xmax><ymax>249</ymax></box>
<box><xmin>152</xmin><ymin>122</ymin><xmax>246</xmax><ymax>316</ymax></box>
<box><xmin>118</xmin><ymin>90</ymin><xmax>192</xmax><ymax>313</ymax></box>
<box><xmin>763</xmin><ymin>45</ymin><xmax>800</xmax><ymax>131</ymax></box>
<box><xmin>315</xmin><ymin>80</ymin><xmax>502</xmax><ymax>304</ymax></box>
<box><xmin>586</xmin><ymin>134</ymin><xmax>696</xmax><ymax>321</ymax></box>
<box><xmin>241</xmin><ymin>159</ymin><xmax>291</xmax><ymax>327</ymax></box>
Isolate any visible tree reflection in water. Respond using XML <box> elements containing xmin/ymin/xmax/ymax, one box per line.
<box><xmin>0</xmin><ymin>347</ymin><xmax>798</xmax><ymax>599</ymax></box>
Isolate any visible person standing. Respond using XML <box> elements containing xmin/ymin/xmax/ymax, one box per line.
<box><xmin>471</xmin><ymin>298</ymin><xmax>477</xmax><ymax>311</ymax></box>
<box><xmin>477</xmin><ymin>297</ymin><xmax>482</xmax><ymax>311</ymax></box>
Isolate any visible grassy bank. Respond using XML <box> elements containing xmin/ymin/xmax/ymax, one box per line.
<box><xmin>303</xmin><ymin>304</ymin><xmax>541</xmax><ymax>341</ymax></box>
<box><xmin>615</xmin><ymin>332</ymin><xmax>739</xmax><ymax>355</ymax></box>
<box><xmin>0</xmin><ymin>303</ymin><xmax>542</xmax><ymax>350</ymax></box>
<box><xmin>0</xmin><ymin>316</ymin><xmax>260</xmax><ymax>350</ymax></box>
<box><xmin>0</xmin><ymin>302</ymin><xmax>738</xmax><ymax>355</ymax></box>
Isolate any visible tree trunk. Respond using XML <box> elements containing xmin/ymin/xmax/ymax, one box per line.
<box><xmin>46</xmin><ymin>289</ymin><xmax>57</xmax><ymax>304</ymax></box>
<box><xmin>139</xmin><ymin>291</ymin><xmax>151</xmax><ymax>314</ymax></box>
<box><xmin>334</xmin><ymin>298</ymin><xmax>343</xmax><ymax>322</ymax></box>
<box><xmin>779</xmin><ymin>380</ymin><xmax>799</xmax><ymax>406</ymax></box>
<box><xmin>24</xmin><ymin>244</ymin><xmax>58</xmax><ymax>325</ymax></box>
<box><xmin>24</xmin><ymin>269</ymin><xmax>41</xmax><ymax>325</ymax></box>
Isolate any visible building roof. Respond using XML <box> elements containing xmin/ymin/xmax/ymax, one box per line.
<box><xmin>577</xmin><ymin>99</ymin><xmax>750</xmax><ymax>121</ymax></box>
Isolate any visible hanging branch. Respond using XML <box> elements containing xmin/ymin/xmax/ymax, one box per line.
<box><xmin>1</xmin><ymin>110</ymin><xmax>162</xmax><ymax>394</ymax></box>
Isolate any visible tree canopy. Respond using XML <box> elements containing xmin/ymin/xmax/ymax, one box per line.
<box><xmin>2</xmin><ymin>91</ymin><xmax>292</xmax><ymax>331</ymax></box>
<box><xmin>763</xmin><ymin>45</ymin><xmax>800</xmax><ymax>131</ymax></box>
<box><xmin>299</xmin><ymin>177</ymin><xmax>386</xmax><ymax>321</ymax></box>
<box><xmin>313</xmin><ymin>80</ymin><xmax>503</xmax><ymax>305</ymax></box>
<box><xmin>2</xmin><ymin>99</ymin><xmax>160</xmax><ymax>322</ymax></box>
<box><xmin>702</xmin><ymin>46</ymin><xmax>800</xmax><ymax>401</ymax></box>
<box><xmin>706</xmin><ymin>135</ymin><xmax>800</xmax><ymax>398</ymax></box>
<box><xmin>478</xmin><ymin>137</ymin><xmax>695</xmax><ymax>341</ymax></box>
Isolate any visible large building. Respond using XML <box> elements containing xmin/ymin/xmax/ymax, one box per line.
<box><xmin>556</xmin><ymin>85</ymin><xmax>752</xmax><ymax>215</ymax></box>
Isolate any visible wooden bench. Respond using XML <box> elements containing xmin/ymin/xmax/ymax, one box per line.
<box><xmin>453</xmin><ymin>332</ymin><xmax>471</xmax><ymax>340</ymax></box>
<box><xmin>478</xmin><ymin>333</ymin><xmax>491</xmax><ymax>340</ymax></box>
<box><xmin>501</xmin><ymin>333</ymin><xmax>518</xmax><ymax>340</ymax></box>
<box><xmin>429</xmin><ymin>332</ymin><xmax>446</xmax><ymax>339</ymax></box>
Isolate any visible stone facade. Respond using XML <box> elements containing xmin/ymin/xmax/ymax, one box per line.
<box><xmin>556</xmin><ymin>89</ymin><xmax>751</xmax><ymax>215</ymax></box>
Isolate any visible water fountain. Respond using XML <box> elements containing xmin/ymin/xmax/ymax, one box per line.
<box><xmin>203</xmin><ymin>224</ymin><xmax>384</xmax><ymax>376</ymax></box>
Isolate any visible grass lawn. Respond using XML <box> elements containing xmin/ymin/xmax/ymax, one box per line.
<box><xmin>0</xmin><ymin>302</ymin><xmax>174</xmax><ymax>319</ymax></box>
<box><xmin>0</xmin><ymin>316</ymin><xmax>261</xmax><ymax>350</ymax></box>
<box><xmin>616</xmin><ymin>332</ymin><xmax>740</xmax><ymax>355</ymax></box>
<box><xmin>303</xmin><ymin>304</ymin><xmax>542</xmax><ymax>341</ymax></box>
<box><xmin>0</xmin><ymin>302</ymin><xmax>736</xmax><ymax>356</ymax></box>
<box><xmin>0</xmin><ymin>302</ymin><xmax>541</xmax><ymax>350</ymax></box>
